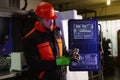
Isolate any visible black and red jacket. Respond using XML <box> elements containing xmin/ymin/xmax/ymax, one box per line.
<box><xmin>23</xmin><ymin>21</ymin><xmax>68</xmax><ymax>80</ymax></box>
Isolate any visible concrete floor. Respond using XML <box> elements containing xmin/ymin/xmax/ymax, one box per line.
<box><xmin>104</xmin><ymin>67</ymin><xmax>120</xmax><ymax>80</ymax></box>
<box><xmin>1</xmin><ymin>66</ymin><xmax>120</xmax><ymax>80</ymax></box>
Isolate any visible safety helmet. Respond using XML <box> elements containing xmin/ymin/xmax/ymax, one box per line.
<box><xmin>35</xmin><ymin>2</ymin><xmax>57</xmax><ymax>20</ymax></box>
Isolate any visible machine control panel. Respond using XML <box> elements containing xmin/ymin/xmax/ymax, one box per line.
<box><xmin>68</xmin><ymin>19</ymin><xmax>100</xmax><ymax>71</ymax></box>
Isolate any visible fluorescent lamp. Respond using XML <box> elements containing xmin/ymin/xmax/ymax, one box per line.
<box><xmin>107</xmin><ymin>0</ymin><xmax>111</xmax><ymax>5</ymax></box>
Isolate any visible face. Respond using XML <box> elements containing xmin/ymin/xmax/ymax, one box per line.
<box><xmin>43</xmin><ymin>19</ymin><xmax>54</xmax><ymax>30</ymax></box>
<box><xmin>38</xmin><ymin>17</ymin><xmax>54</xmax><ymax>31</ymax></box>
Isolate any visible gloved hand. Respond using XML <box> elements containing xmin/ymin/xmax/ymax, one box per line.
<box><xmin>56</xmin><ymin>56</ymin><xmax>70</xmax><ymax>66</ymax></box>
<box><xmin>70</xmin><ymin>48</ymin><xmax>80</xmax><ymax>62</ymax></box>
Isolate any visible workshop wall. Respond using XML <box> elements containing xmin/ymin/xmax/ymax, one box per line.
<box><xmin>20</xmin><ymin>0</ymin><xmax>42</xmax><ymax>10</ymax></box>
<box><xmin>84</xmin><ymin>4</ymin><xmax>120</xmax><ymax>19</ymax></box>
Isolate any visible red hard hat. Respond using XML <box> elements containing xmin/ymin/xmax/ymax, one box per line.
<box><xmin>35</xmin><ymin>2</ymin><xmax>57</xmax><ymax>20</ymax></box>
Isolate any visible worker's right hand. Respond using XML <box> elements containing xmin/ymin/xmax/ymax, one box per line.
<box><xmin>56</xmin><ymin>56</ymin><xmax>70</xmax><ymax>66</ymax></box>
<box><xmin>70</xmin><ymin>48</ymin><xmax>80</xmax><ymax>62</ymax></box>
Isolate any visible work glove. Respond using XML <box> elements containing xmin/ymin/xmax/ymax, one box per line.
<box><xmin>56</xmin><ymin>56</ymin><xmax>70</xmax><ymax>66</ymax></box>
<box><xmin>70</xmin><ymin>48</ymin><xmax>80</xmax><ymax>62</ymax></box>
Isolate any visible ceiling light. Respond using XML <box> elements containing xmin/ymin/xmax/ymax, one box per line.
<box><xmin>107</xmin><ymin>0</ymin><xmax>111</xmax><ymax>5</ymax></box>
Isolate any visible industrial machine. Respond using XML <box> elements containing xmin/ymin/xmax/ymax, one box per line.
<box><xmin>0</xmin><ymin>16</ymin><xmax>12</xmax><ymax>71</ymax></box>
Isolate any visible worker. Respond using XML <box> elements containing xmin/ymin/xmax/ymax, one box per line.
<box><xmin>22</xmin><ymin>2</ymin><xmax>80</xmax><ymax>80</ymax></box>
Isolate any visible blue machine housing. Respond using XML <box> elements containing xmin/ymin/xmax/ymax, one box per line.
<box><xmin>0</xmin><ymin>18</ymin><xmax>12</xmax><ymax>55</ymax></box>
<box><xmin>68</xmin><ymin>19</ymin><xmax>101</xmax><ymax>71</ymax></box>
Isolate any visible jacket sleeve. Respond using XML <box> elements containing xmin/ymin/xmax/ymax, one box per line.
<box><xmin>57</xmin><ymin>27</ymin><xmax>69</xmax><ymax>57</ymax></box>
<box><xmin>62</xmin><ymin>40</ymin><xmax>69</xmax><ymax>57</ymax></box>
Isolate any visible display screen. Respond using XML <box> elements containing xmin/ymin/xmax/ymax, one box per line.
<box><xmin>73</xmin><ymin>23</ymin><xmax>94</xmax><ymax>39</ymax></box>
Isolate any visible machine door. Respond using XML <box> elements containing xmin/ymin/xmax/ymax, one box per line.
<box><xmin>68</xmin><ymin>19</ymin><xmax>100</xmax><ymax>71</ymax></box>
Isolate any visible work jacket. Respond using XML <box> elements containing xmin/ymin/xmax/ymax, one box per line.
<box><xmin>23</xmin><ymin>21</ymin><xmax>68</xmax><ymax>80</ymax></box>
